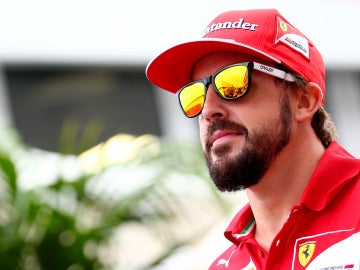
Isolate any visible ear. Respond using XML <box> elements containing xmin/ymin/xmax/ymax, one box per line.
<box><xmin>294</xmin><ymin>82</ymin><xmax>323</xmax><ymax>123</ymax></box>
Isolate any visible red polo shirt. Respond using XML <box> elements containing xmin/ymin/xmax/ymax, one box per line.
<box><xmin>209</xmin><ymin>142</ymin><xmax>360</xmax><ymax>270</ymax></box>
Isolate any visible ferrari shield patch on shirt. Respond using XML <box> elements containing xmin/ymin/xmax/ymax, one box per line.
<box><xmin>298</xmin><ymin>241</ymin><xmax>316</xmax><ymax>267</ymax></box>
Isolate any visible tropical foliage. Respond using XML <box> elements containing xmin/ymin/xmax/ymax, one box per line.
<box><xmin>0</xmin><ymin>129</ymin><xmax>231</xmax><ymax>270</ymax></box>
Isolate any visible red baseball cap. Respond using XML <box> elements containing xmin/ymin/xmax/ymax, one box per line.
<box><xmin>146</xmin><ymin>9</ymin><xmax>326</xmax><ymax>101</ymax></box>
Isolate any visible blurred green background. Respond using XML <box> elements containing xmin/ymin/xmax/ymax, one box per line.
<box><xmin>0</xmin><ymin>127</ymin><xmax>234</xmax><ymax>270</ymax></box>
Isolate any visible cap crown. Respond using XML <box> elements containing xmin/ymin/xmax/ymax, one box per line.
<box><xmin>146</xmin><ymin>9</ymin><xmax>325</xmax><ymax>100</ymax></box>
<box><xmin>202</xmin><ymin>9</ymin><xmax>325</xmax><ymax>93</ymax></box>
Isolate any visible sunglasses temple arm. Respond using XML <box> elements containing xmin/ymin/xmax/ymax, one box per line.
<box><xmin>253</xmin><ymin>62</ymin><xmax>296</xmax><ymax>82</ymax></box>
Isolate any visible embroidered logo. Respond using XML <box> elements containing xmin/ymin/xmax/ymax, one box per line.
<box><xmin>217</xmin><ymin>250</ymin><xmax>235</xmax><ymax>268</ymax></box>
<box><xmin>298</xmin><ymin>241</ymin><xmax>316</xmax><ymax>267</ymax></box>
<box><xmin>275</xmin><ymin>17</ymin><xmax>310</xmax><ymax>60</ymax></box>
<box><xmin>205</xmin><ymin>18</ymin><xmax>259</xmax><ymax>35</ymax></box>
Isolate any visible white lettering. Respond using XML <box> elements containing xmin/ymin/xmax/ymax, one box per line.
<box><xmin>231</xmin><ymin>19</ymin><xmax>244</xmax><ymax>29</ymax></box>
<box><xmin>249</xmin><ymin>24</ymin><xmax>258</xmax><ymax>31</ymax></box>
<box><xmin>214</xmin><ymin>23</ymin><xmax>222</xmax><ymax>31</ymax></box>
<box><xmin>222</xmin><ymin>22</ymin><xmax>232</xmax><ymax>29</ymax></box>
<box><xmin>241</xmin><ymin>22</ymin><xmax>251</xmax><ymax>30</ymax></box>
<box><xmin>205</xmin><ymin>18</ymin><xmax>259</xmax><ymax>34</ymax></box>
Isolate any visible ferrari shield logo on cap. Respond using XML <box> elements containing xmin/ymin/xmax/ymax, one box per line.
<box><xmin>275</xmin><ymin>17</ymin><xmax>310</xmax><ymax>60</ymax></box>
<box><xmin>298</xmin><ymin>241</ymin><xmax>316</xmax><ymax>267</ymax></box>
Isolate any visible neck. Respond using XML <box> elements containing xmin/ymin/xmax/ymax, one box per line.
<box><xmin>245</xmin><ymin>132</ymin><xmax>325</xmax><ymax>251</ymax></box>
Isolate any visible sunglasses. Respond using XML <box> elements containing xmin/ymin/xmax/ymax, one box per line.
<box><xmin>178</xmin><ymin>62</ymin><xmax>296</xmax><ymax>118</ymax></box>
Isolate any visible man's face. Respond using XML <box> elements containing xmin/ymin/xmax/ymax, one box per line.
<box><xmin>194</xmin><ymin>52</ymin><xmax>294</xmax><ymax>192</ymax></box>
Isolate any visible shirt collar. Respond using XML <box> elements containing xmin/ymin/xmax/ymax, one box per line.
<box><xmin>300</xmin><ymin>141</ymin><xmax>360</xmax><ymax>211</ymax></box>
<box><xmin>224</xmin><ymin>203</ymin><xmax>254</xmax><ymax>244</ymax></box>
<box><xmin>224</xmin><ymin>141</ymin><xmax>360</xmax><ymax>244</ymax></box>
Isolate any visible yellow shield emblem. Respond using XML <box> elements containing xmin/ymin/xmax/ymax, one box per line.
<box><xmin>298</xmin><ymin>242</ymin><xmax>316</xmax><ymax>267</ymax></box>
<box><xmin>279</xmin><ymin>19</ymin><xmax>288</xmax><ymax>32</ymax></box>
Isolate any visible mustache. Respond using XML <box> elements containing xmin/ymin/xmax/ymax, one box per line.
<box><xmin>206</xmin><ymin>119</ymin><xmax>248</xmax><ymax>147</ymax></box>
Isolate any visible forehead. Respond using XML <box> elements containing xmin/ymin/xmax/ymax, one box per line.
<box><xmin>192</xmin><ymin>52</ymin><xmax>277</xmax><ymax>79</ymax></box>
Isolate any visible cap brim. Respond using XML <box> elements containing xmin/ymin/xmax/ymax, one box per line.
<box><xmin>146</xmin><ymin>38</ymin><xmax>281</xmax><ymax>93</ymax></box>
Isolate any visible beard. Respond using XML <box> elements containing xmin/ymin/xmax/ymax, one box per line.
<box><xmin>204</xmin><ymin>94</ymin><xmax>292</xmax><ymax>192</ymax></box>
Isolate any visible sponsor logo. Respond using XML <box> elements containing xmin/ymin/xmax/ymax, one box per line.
<box><xmin>217</xmin><ymin>251</ymin><xmax>256</xmax><ymax>269</ymax></box>
<box><xmin>279</xmin><ymin>20</ymin><xmax>288</xmax><ymax>32</ymax></box>
<box><xmin>217</xmin><ymin>250</ymin><xmax>235</xmax><ymax>268</ymax></box>
<box><xmin>293</xmin><ymin>231</ymin><xmax>359</xmax><ymax>270</ymax></box>
<box><xmin>259</xmin><ymin>65</ymin><xmax>274</xmax><ymax>73</ymax></box>
<box><xmin>275</xmin><ymin>17</ymin><xmax>310</xmax><ymax>59</ymax></box>
<box><xmin>314</xmin><ymin>264</ymin><xmax>354</xmax><ymax>270</ymax></box>
<box><xmin>205</xmin><ymin>18</ymin><xmax>259</xmax><ymax>35</ymax></box>
<box><xmin>298</xmin><ymin>241</ymin><xmax>316</xmax><ymax>267</ymax></box>
<box><xmin>284</xmin><ymin>36</ymin><xmax>308</xmax><ymax>55</ymax></box>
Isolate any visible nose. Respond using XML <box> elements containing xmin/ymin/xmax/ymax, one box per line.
<box><xmin>201</xmin><ymin>85</ymin><xmax>228</xmax><ymax>120</ymax></box>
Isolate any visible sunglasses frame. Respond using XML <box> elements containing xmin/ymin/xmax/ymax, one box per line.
<box><xmin>178</xmin><ymin>62</ymin><xmax>296</xmax><ymax>118</ymax></box>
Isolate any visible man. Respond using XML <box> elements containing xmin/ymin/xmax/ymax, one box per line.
<box><xmin>146</xmin><ymin>9</ymin><xmax>360</xmax><ymax>269</ymax></box>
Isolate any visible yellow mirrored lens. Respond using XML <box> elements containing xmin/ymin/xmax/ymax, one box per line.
<box><xmin>214</xmin><ymin>65</ymin><xmax>249</xmax><ymax>99</ymax></box>
<box><xmin>179</xmin><ymin>82</ymin><xmax>205</xmax><ymax>117</ymax></box>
